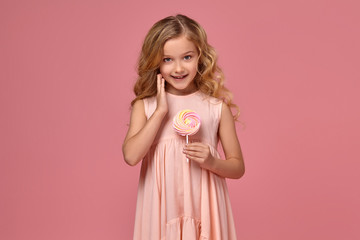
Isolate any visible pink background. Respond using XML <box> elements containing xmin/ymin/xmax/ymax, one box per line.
<box><xmin>1</xmin><ymin>0</ymin><xmax>359</xmax><ymax>239</ymax></box>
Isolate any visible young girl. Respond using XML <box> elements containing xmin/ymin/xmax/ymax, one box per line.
<box><xmin>123</xmin><ymin>14</ymin><xmax>245</xmax><ymax>240</ymax></box>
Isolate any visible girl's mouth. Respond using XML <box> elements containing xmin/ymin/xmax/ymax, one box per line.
<box><xmin>171</xmin><ymin>74</ymin><xmax>188</xmax><ymax>80</ymax></box>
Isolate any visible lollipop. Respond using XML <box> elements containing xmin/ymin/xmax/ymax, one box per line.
<box><xmin>173</xmin><ymin>109</ymin><xmax>201</xmax><ymax>162</ymax></box>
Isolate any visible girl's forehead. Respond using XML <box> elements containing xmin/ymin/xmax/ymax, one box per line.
<box><xmin>163</xmin><ymin>36</ymin><xmax>197</xmax><ymax>56</ymax></box>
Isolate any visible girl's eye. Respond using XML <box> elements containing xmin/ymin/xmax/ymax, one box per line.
<box><xmin>163</xmin><ymin>58</ymin><xmax>171</xmax><ymax>62</ymax></box>
<box><xmin>184</xmin><ymin>55</ymin><xmax>192</xmax><ymax>60</ymax></box>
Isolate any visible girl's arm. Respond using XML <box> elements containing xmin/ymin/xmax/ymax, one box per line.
<box><xmin>183</xmin><ymin>103</ymin><xmax>245</xmax><ymax>179</ymax></box>
<box><xmin>122</xmin><ymin>75</ymin><xmax>168</xmax><ymax>166</ymax></box>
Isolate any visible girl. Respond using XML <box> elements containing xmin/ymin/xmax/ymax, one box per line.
<box><xmin>123</xmin><ymin>14</ymin><xmax>245</xmax><ymax>240</ymax></box>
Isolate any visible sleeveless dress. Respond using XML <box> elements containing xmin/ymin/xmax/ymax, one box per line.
<box><xmin>133</xmin><ymin>91</ymin><xmax>237</xmax><ymax>240</ymax></box>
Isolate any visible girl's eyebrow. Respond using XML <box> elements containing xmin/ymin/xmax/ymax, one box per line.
<box><xmin>163</xmin><ymin>51</ymin><xmax>196</xmax><ymax>57</ymax></box>
<box><xmin>183</xmin><ymin>51</ymin><xmax>195</xmax><ymax>55</ymax></box>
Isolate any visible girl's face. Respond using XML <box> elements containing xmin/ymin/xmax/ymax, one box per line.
<box><xmin>159</xmin><ymin>35</ymin><xmax>199</xmax><ymax>95</ymax></box>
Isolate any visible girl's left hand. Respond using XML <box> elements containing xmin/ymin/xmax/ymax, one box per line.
<box><xmin>183</xmin><ymin>142</ymin><xmax>215</xmax><ymax>169</ymax></box>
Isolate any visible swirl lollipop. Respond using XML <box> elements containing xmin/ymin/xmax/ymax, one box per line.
<box><xmin>173</xmin><ymin>109</ymin><xmax>201</xmax><ymax>162</ymax></box>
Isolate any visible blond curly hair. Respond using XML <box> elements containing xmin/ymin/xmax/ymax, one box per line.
<box><xmin>132</xmin><ymin>14</ymin><xmax>240</xmax><ymax>120</ymax></box>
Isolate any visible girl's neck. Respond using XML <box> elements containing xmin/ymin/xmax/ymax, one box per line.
<box><xmin>166</xmin><ymin>89</ymin><xmax>199</xmax><ymax>97</ymax></box>
<box><xmin>165</xmin><ymin>82</ymin><xmax>198</xmax><ymax>96</ymax></box>
<box><xmin>165</xmin><ymin>88</ymin><xmax>198</xmax><ymax>96</ymax></box>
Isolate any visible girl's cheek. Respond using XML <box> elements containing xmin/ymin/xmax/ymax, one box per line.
<box><xmin>160</xmin><ymin>65</ymin><xmax>170</xmax><ymax>73</ymax></box>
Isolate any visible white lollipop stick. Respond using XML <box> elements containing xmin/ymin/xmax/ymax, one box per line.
<box><xmin>186</xmin><ymin>135</ymin><xmax>189</xmax><ymax>163</ymax></box>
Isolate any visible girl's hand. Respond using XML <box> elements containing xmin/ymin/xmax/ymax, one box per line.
<box><xmin>183</xmin><ymin>142</ymin><xmax>215</xmax><ymax>169</ymax></box>
<box><xmin>156</xmin><ymin>74</ymin><xmax>168</xmax><ymax>115</ymax></box>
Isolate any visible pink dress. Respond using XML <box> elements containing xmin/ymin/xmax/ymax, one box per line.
<box><xmin>133</xmin><ymin>91</ymin><xmax>237</xmax><ymax>240</ymax></box>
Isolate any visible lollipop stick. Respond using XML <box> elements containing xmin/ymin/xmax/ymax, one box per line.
<box><xmin>186</xmin><ymin>135</ymin><xmax>189</xmax><ymax>163</ymax></box>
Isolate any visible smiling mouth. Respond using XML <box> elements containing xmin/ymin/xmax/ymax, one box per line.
<box><xmin>171</xmin><ymin>74</ymin><xmax>188</xmax><ymax>79</ymax></box>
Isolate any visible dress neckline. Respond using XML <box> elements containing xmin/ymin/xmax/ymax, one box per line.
<box><xmin>165</xmin><ymin>90</ymin><xmax>200</xmax><ymax>97</ymax></box>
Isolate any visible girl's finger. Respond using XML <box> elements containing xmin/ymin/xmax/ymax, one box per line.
<box><xmin>186</xmin><ymin>142</ymin><xmax>206</xmax><ymax>148</ymax></box>
<box><xmin>161</xmin><ymin>78</ymin><xmax>165</xmax><ymax>93</ymax></box>
<box><xmin>184</xmin><ymin>144</ymin><xmax>206</xmax><ymax>151</ymax></box>
<box><xmin>185</xmin><ymin>151</ymin><xmax>203</xmax><ymax>158</ymax></box>
<box><xmin>186</xmin><ymin>155</ymin><xmax>203</xmax><ymax>163</ymax></box>
<box><xmin>157</xmin><ymin>74</ymin><xmax>161</xmax><ymax>93</ymax></box>
<box><xmin>185</xmin><ymin>147</ymin><xmax>202</xmax><ymax>152</ymax></box>
<box><xmin>183</xmin><ymin>148</ymin><xmax>204</xmax><ymax>157</ymax></box>
<box><xmin>157</xmin><ymin>77</ymin><xmax>159</xmax><ymax>94</ymax></box>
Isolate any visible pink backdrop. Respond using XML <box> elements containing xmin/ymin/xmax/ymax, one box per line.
<box><xmin>1</xmin><ymin>0</ymin><xmax>359</xmax><ymax>239</ymax></box>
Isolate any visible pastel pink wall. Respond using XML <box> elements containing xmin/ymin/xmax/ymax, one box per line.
<box><xmin>1</xmin><ymin>0</ymin><xmax>359</xmax><ymax>239</ymax></box>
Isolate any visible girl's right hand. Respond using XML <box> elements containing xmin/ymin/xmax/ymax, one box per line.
<box><xmin>156</xmin><ymin>74</ymin><xmax>168</xmax><ymax>115</ymax></box>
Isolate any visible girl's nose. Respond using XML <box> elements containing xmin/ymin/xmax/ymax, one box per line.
<box><xmin>174</xmin><ymin>62</ymin><xmax>184</xmax><ymax>73</ymax></box>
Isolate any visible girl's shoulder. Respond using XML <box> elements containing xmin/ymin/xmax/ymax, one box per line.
<box><xmin>197</xmin><ymin>91</ymin><xmax>223</xmax><ymax>106</ymax></box>
<box><xmin>141</xmin><ymin>96</ymin><xmax>157</xmax><ymax>119</ymax></box>
<box><xmin>142</xmin><ymin>95</ymin><xmax>156</xmax><ymax>104</ymax></box>
<box><xmin>195</xmin><ymin>92</ymin><xmax>224</xmax><ymax>121</ymax></box>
